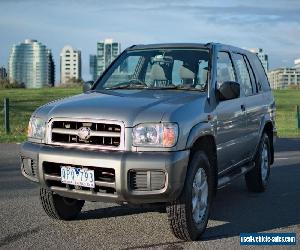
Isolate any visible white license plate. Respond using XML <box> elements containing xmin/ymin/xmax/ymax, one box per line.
<box><xmin>61</xmin><ymin>166</ymin><xmax>95</xmax><ymax>188</ymax></box>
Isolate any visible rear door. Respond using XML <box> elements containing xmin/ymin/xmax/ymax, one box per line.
<box><xmin>215</xmin><ymin>51</ymin><xmax>247</xmax><ymax>172</ymax></box>
<box><xmin>233</xmin><ymin>53</ymin><xmax>266</xmax><ymax>157</ymax></box>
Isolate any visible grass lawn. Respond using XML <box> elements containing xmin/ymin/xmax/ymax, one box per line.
<box><xmin>273</xmin><ymin>90</ymin><xmax>300</xmax><ymax>138</ymax></box>
<box><xmin>0</xmin><ymin>88</ymin><xmax>299</xmax><ymax>142</ymax></box>
<box><xmin>0</xmin><ymin>87</ymin><xmax>81</xmax><ymax>142</ymax></box>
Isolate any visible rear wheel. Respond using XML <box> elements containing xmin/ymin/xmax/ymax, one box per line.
<box><xmin>40</xmin><ymin>188</ymin><xmax>85</xmax><ymax>220</ymax></box>
<box><xmin>166</xmin><ymin>151</ymin><xmax>213</xmax><ymax>241</ymax></box>
<box><xmin>245</xmin><ymin>133</ymin><xmax>271</xmax><ymax>192</ymax></box>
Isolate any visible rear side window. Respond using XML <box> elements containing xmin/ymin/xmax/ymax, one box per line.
<box><xmin>250</xmin><ymin>54</ymin><xmax>271</xmax><ymax>92</ymax></box>
<box><xmin>217</xmin><ymin>52</ymin><xmax>236</xmax><ymax>84</ymax></box>
<box><xmin>243</xmin><ymin>55</ymin><xmax>258</xmax><ymax>93</ymax></box>
<box><xmin>233</xmin><ymin>53</ymin><xmax>253</xmax><ymax>96</ymax></box>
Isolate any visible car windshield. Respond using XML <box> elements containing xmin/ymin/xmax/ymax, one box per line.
<box><xmin>94</xmin><ymin>48</ymin><xmax>210</xmax><ymax>91</ymax></box>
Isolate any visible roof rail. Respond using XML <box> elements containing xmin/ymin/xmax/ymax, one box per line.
<box><xmin>127</xmin><ymin>44</ymin><xmax>137</xmax><ymax>49</ymax></box>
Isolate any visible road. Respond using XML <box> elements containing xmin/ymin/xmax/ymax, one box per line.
<box><xmin>0</xmin><ymin>139</ymin><xmax>299</xmax><ymax>249</ymax></box>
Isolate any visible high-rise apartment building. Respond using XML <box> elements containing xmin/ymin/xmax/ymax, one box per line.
<box><xmin>268</xmin><ymin>68</ymin><xmax>300</xmax><ymax>89</ymax></box>
<box><xmin>89</xmin><ymin>54</ymin><xmax>97</xmax><ymax>81</ymax></box>
<box><xmin>96</xmin><ymin>39</ymin><xmax>120</xmax><ymax>77</ymax></box>
<box><xmin>89</xmin><ymin>39</ymin><xmax>121</xmax><ymax>80</ymax></box>
<box><xmin>295</xmin><ymin>58</ymin><xmax>300</xmax><ymax>70</ymax></box>
<box><xmin>249</xmin><ymin>48</ymin><xmax>269</xmax><ymax>72</ymax></box>
<box><xmin>8</xmin><ymin>39</ymin><xmax>55</xmax><ymax>88</ymax></box>
<box><xmin>60</xmin><ymin>45</ymin><xmax>81</xmax><ymax>85</ymax></box>
<box><xmin>0</xmin><ymin>67</ymin><xmax>7</xmax><ymax>80</ymax></box>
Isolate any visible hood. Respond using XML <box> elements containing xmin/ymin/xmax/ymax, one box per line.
<box><xmin>35</xmin><ymin>89</ymin><xmax>207</xmax><ymax>127</ymax></box>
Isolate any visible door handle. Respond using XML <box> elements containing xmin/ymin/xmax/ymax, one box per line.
<box><xmin>241</xmin><ymin>104</ymin><xmax>246</xmax><ymax>112</ymax></box>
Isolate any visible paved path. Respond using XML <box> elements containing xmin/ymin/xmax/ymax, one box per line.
<box><xmin>0</xmin><ymin>139</ymin><xmax>299</xmax><ymax>249</ymax></box>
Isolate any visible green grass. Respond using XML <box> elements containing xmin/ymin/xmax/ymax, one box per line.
<box><xmin>273</xmin><ymin>90</ymin><xmax>300</xmax><ymax>138</ymax></box>
<box><xmin>0</xmin><ymin>88</ymin><xmax>299</xmax><ymax>142</ymax></box>
<box><xmin>0</xmin><ymin>88</ymin><xmax>81</xmax><ymax>142</ymax></box>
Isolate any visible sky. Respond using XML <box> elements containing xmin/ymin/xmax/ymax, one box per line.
<box><xmin>0</xmin><ymin>0</ymin><xmax>300</xmax><ymax>82</ymax></box>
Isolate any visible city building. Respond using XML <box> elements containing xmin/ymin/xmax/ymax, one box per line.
<box><xmin>268</xmin><ymin>67</ymin><xmax>300</xmax><ymax>89</ymax></box>
<box><xmin>249</xmin><ymin>48</ymin><xmax>269</xmax><ymax>72</ymax></box>
<box><xmin>96</xmin><ymin>39</ymin><xmax>121</xmax><ymax>77</ymax></box>
<box><xmin>0</xmin><ymin>67</ymin><xmax>7</xmax><ymax>80</ymax></box>
<box><xmin>8</xmin><ymin>39</ymin><xmax>55</xmax><ymax>88</ymax></box>
<box><xmin>89</xmin><ymin>55</ymin><xmax>97</xmax><ymax>81</ymax></box>
<box><xmin>60</xmin><ymin>45</ymin><xmax>82</xmax><ymax>85</ymax></box>
<box><xmin>295</xmin><ymin>58</ymin><xmax>300</xmax><ymax>70</ymax></box>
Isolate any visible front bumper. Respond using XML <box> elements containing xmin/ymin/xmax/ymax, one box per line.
<box><xmin>20</xmin><ymin>141</ymin><xmax>190</xmax><ymax>204</ymax></box>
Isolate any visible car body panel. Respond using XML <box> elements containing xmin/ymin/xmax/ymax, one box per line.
<box><xmin>20</xmin><ymin>42</ymin><xmax>276</xmax><ymax>204</ymax></box>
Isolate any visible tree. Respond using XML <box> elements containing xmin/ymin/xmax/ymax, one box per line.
<box><xmin>60</xmin><ymin>77</ymin><xmax>84</xmax><ymax>87</ymax></box>
<box><xmin>0</xmin><ymin>79</ymin><xmax>24</xmax><ymax>89</ymax></box>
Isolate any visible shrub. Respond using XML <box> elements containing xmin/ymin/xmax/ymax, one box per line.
<box><xmin>0</xmin><ymin>79</ymin><xmax>25</xmax><ymax>89</ymax></box>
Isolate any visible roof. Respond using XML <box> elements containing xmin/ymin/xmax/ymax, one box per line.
<box><xmin>127</xmin><ymin>43</ymin><xmax>211</xmax><ymax>50</ymax></box>
<box><xmin>126</xmin><ymin>42</ymin><xmax>255</xmax><ymax>56</ymax></box>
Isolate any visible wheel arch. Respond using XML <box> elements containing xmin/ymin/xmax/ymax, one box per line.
<box><xmin>262</xmin><ymin>121</ymin><xmax>275</xmax><ymax>164</ymax></box>
<box><xmin>255</xmin><ymin>114</ymin><xmax>275</xmax><ymax>165</ymax></box>
<box><xmin>186</xmin><ymin>124</ymin><xmax>218</xmax><ymax>195</ymax></box>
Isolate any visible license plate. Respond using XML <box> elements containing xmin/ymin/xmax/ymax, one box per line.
<box><xmin>61</xmin><ymin>166</ymin><xmax>95</xmax><ymax>188</ymax></box>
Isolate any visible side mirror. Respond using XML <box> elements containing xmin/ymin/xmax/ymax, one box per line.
<box><xmin>83</xmin><ymin>81</ymin><xmax>94</xmax><ymax>92</ymax></box>
<box><xmin>217</xmin><ymin>81</ymin><xmax>240</xmax><ymax>101</ymax></box>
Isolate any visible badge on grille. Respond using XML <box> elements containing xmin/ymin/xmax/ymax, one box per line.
<box><xmin>77</xmin><ymin>127</ymin><xmax>91</xmax><ymax>140</ymax></box>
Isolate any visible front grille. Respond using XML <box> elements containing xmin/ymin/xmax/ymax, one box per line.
<box><xmin>43</xmin><ymin>162</ymin><xmax>116</xmax><ymax>194</ymax></box>
<box><xmin>49</xmin><ymin>119</ymin><xmax>123</xmax><ymax>149</ymax></box>
<box><xmin>131</xmin><ymin>171</ymin><xmax>148</xmax><ymax>191</ymax></box>
<box><xmin>129</xmin><ymin>170</ymin><xmax>166</xmax><ymax>191</ymax></box>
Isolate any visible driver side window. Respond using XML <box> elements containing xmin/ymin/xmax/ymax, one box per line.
<box><xmin>217</xmin><ymin>52</ymin><xmax>236</xmax><ymax>84</ymax></box>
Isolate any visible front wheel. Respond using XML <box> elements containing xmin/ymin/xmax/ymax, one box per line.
<box><xmin>40</xmin><ymin>188</ymin><xmax>85</xmax><ymax>220</ymax></box>
<box><xmin>245</xmin><ymin>133</ymin><xmax>271</xmax><ymax>192</ymax></box>
<box><xmin>166</xmin><ymin>151</ymin><xmax>213</xmax><ymax>241</ymax></box>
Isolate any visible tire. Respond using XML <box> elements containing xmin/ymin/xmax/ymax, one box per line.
<box><xmin>166</xmin><ymin>151</ymin><xmax>214</xmax><ymax>241</ymax></box>
<box><xmin>245</xmin><ymin>133</ymin><xmax>271</xmax><ymax>192</ymax></box>
<box><xmin>40</xmin><ymin>188</ymin><xmax>85</xmax><ymax>220</ymax></box>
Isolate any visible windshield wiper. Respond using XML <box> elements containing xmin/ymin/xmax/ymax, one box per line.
<box><xmin>104</xmin><ymin>81</ymin><xmax>206</xmax><ymax>91</ymax></box>
<box><xmin>104</xmin><ymin>80</ymin><xmax>149</xmax><ymax>90</ymax></box>
<box><xmin>105</xmin><ymin>83</ymin><xmax>148</xmax><ymax>90</ymax></box>
<box><xmin>148</xmin><ymin>85</ymin><xmax>206</xmax><ymax>91</ymax></box>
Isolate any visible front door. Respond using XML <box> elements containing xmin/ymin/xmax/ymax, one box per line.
<box><xmin>214</xmin><ymin>51</ymin><xmax>247</xmax><ymax>172</ymax></box>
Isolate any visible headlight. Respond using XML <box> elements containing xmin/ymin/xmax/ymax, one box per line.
<box><xmin>133</xmin><ymin>123</ymin><xmax>178</xmax><ymax>147</ymax></box>
<box><xmin>28</xmin><ymin>117</ymin><xmax>46</xmax><ymax>140</ymax></box>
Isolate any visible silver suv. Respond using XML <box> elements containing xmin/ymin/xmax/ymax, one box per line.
<box><xmin>21</xmin><ymin>43</ymin><xmax>276</xmax><ymax>241</ymax></box>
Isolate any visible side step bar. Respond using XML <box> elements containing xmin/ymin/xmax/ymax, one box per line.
<box><xmin>217</xmin><ymin>162</ymin><xmax>255</xmax><ymax>189</ymax></box>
